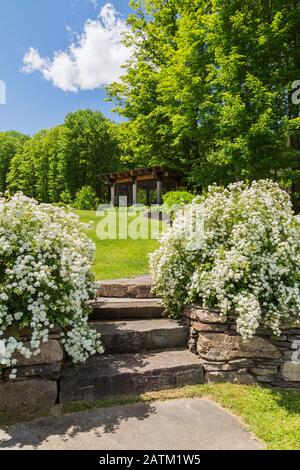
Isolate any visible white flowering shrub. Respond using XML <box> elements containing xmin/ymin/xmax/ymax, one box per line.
<box><xmin>0</xmin><ymin>193</ymin><xmax>103</xmax><ymax>378</ymax></box>
<box><xmin>150</xmin><ymin>180</ymin><xmax>300</xmax><ymax>339</ymax></box>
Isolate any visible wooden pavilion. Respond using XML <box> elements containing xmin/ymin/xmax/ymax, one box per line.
<box><xmin>101</xmin><ymin>166</ymin><xmax>183</xmax><ymax>207</ymax></box>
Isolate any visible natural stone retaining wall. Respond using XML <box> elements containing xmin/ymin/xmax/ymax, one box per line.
<box><xmin>2</xmin><ymin>303</ymin><xmax>300</xmax><ymax>412</ymax></box>
<box><xmin>0</xmin><ymin>325</ymin><xmax>63</xmax><ymax>412</ymax></box>
<box><xmin>184</xmin><ymin>305</ymin><xmax>300</xmax><ymax>389</ymax></box>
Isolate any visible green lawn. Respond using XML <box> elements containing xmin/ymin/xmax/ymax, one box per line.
<box><xmin>74</xmin><ymin>209</ymin><xmax>165</xmax><ymax>280</ymax></box>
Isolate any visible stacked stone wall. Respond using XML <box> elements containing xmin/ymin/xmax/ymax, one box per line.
<box><xmin>0</xmin><ymin>325</ymin><xmax>63</xmax><ymax>411</ymax></box>
<box><xmin>184</xmin><ymin>305</ymin><xmax>300</xmax><ymax>388</ymax></box>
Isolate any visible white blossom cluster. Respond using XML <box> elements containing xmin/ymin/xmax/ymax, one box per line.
<box><xmin>150</xmin><ymin>180</ymin><xmax>300</xmax><ymax>339</ymax></box>
<box><xmin>0</xmin><ymin>193</ymin><xmax>104</xmax><ymax>378</ymax></box>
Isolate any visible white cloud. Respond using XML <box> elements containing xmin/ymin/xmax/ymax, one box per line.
<box><xmin>89</xmin><ymin>0</ymin><xmax>98</xmax><ymax>9</ymax></box>
<box><xmin>22</xmin><ymin>3</ymin><xmax>131</xmax><ymax>92</ymax></box>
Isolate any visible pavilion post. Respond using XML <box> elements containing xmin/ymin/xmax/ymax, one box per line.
<box><xmin>156</xmin><ymin>179</ymin><xmax>163</xmax><ymax>205</ymax></box>
<box><xmin>110</xmin><ymin>181</ymin><xmax>116</xmax><ymax>207</ymax></box>
<box><xmin>132</xmin><ymin>177</ymin><xmax>137</xmax><ymax>206</ymax></box>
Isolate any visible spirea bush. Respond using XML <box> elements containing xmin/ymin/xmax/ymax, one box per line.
<box><xmin>150</xmin><ymin>180</ymin><xmax>300</xmax><ymax>339</ymax></box>
<box><xmin>0</xmin><ymin>193</ymin><xmax>103</xmax><ymax>378</ymax></box>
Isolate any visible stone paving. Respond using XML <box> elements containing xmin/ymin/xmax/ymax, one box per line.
<box><xmin>0</xmin><ymin>398</ymin><xmax>264</xmax><ymax>450</ymax></box>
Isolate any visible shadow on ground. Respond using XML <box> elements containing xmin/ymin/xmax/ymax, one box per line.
<box><xmin>0</xmin><ymin>401</ymin><xmax>157</xmax><ymax>449</ymax></box>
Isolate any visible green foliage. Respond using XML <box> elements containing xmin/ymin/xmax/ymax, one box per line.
<box><xmin>0</xmin><ymin>131</ymin><xmax>29</xmax><ymax>193</ymax></box>
<box><xmin>74</xmin><ymin>185</ymin><xmax>99</xmax><ymax>210</ymax></box>
<box><xmin>163</xmin><ymin>190</ymin><xmax>194</xmax><ymax>207</ymax></box>
<box><xmin>52</xmin><ymin>202</ymin><xmax>69</xmax><ymax>208</ymax></box>
<box><xmin>60</xmin><ymin>190</ymin><xmax>73</xmax><ymax>205</ymax></box>
<box><xmin>109</xmin><ymin>0</ymin><xmax>300</xmax><ymax>198</ymax></box>
<box><xmin>62</xmin><ymin>109</ymin><xmax>120</xmax><ymax>200</ymax></box>
<box><xmin>7</xmin><ymin>127</ymin><xmax>67</xmax><ymax>201</ymax></box>
<box><xmin>6</xmin><ymin>110</ymin><xmax>120</xmax><ymax>203</ymax></box>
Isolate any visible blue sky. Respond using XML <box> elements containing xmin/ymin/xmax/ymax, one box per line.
<box><xmin>0</xmin><ymin>0</ymin><xmax>131</xmax><ymax>135</ymax></box>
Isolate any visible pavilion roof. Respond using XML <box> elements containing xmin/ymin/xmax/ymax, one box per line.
<box><xmin>100</xmin><ymin>166</ymin><xmax>183</xmax><ymax>183</ymax></box>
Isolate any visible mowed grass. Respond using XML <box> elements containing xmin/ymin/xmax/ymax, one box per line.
<box><xmin>1</xmin><ymin>384</ymin><xmax>300</xmax><ymax>449</ymax></box>
<box><xmin>74</xmin><ymin>209</ymin><xmax>165</xmax><ymax>280</ymax></box>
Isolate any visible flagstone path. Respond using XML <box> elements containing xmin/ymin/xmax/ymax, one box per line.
<box><xmin>0</xmin><ymin>398</ymin><xmax>264</xmax><ymax>450</ymax></box>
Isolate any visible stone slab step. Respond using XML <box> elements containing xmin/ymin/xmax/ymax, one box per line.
<box><xmin>60</xmin><ymin>349</ymin><xmax>204</xmax><ymax>403</ymax></box>
<box><xmin>96</xmin><ymin>276</ymin><xmax>154</xmax><ymax>299</ymax></box>
<box><xmin>90</xmin><ymin>319</ymin><xmax>187</xmax><ymax>354</ymax></box>
<box><xmin>89</xmin><ymin>298</ymin><xmax>164</xmax><ymax>320</ymax></box>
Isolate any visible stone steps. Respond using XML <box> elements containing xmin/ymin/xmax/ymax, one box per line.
<box><xmin>90</xmin><ymin>319</ymin><xmax>187</xmax><ymax>354</ymax></box>
<box><xmin>60</xmin><ymin>348</ymin><xmax>204</xmax><ymax>403</ymax></box>
<box><xmin>89</xmin><ymin>298</ymin><xmax>164</xmax><ymax>320</ymax></box>
<box><xmin>96</xmin><ymin>276</ymin><xmax>154</xmax><ymax>299</ymax></box>
<box><xmin>62</xmin><ymin>277</ymin><xmax>204</xmax><ymax>403</ymax></box>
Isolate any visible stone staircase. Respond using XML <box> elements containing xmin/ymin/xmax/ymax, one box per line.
<box><xmin>60</xmin><ymin>277</ymin><xmax>204</xmax><ymax>403</ymax></box>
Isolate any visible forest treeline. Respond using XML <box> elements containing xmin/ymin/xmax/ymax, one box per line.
<box><xmin>0</xmin><ymin>110</ymin><xmax>120</xmax><ymax>203</ymax></box>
